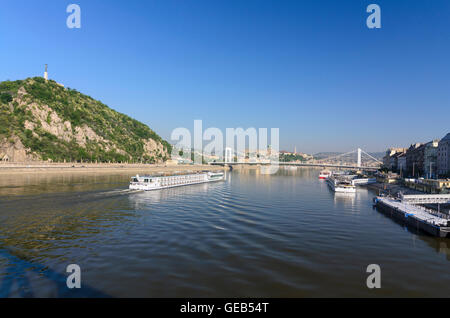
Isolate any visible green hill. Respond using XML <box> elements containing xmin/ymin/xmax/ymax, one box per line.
<box><xmin>0</xmin><ymin>77</ymin><xmax>172</xmax><ymax>163</ymax></box>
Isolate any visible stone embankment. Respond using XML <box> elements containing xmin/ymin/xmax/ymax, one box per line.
<box><xmin>0</xmin><ymin>162</ymin><xmax>228</xmax><ymax>175</ymax></box>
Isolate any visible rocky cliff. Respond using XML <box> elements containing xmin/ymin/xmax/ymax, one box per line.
<box><xmin>0</xmin><ymin>77</ymin><xmax>171</xmax><ymax>163</ymax></box>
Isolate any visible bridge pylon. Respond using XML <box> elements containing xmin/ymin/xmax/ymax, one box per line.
<box><xmin>357</xmin><ymin>148</ymin><xmax>361</xmax><ymax>168</ymax></box>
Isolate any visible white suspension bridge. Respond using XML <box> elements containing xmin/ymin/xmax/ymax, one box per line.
<box><xmin>304</xmin><ymin>148</ymin><xmax>382</xmax><ymax>169</ymax></box>
<box><xmin>212</xmin><ymin>148</ymin><xmax>383</xmax><ymax>170</ymax></box>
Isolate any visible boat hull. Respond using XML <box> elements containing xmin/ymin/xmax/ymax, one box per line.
<box><xmin>129</xmin><ymin>172</ymin><xmax>225</xmax><ymax>191</ymax></box>
<box><xmin>326</xmin><ymin>177</ymin><xmax>356</xmax><ymax>193</ymax></box>
<box><xmin>333</xmin><ymin>186</ymin><xmax>356</xmax><ymax>193</ymax></box>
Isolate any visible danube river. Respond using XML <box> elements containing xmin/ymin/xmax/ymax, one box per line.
<box><xmin>1</xmin><ymin>167</ymin><xmax>450</xmax><ymax>297</ymax></box>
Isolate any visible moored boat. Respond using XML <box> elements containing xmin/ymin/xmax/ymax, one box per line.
<box><xmin>326</xmin><ymin>175</ymin><xmax>356</xmax><ymax>193</ymax></box>
<box><xmin>318</xmin><ymin>170</ymin><xmax>332</xmax><ymax>179</ymax></box>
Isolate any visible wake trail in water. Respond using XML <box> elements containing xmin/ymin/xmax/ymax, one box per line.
<box><xmin>94</xmin><ymin>188</ymin><xmax>142</xmax><ymax>197</ymax></box>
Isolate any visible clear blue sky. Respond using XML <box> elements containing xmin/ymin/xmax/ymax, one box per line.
<box><xmin>1</xmin><ymin>0</ymin><xmax>449</xmax><ymax>153</ymax></box>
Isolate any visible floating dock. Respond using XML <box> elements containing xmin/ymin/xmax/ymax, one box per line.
<box><xmin>374</xmin><ymin>197</ymin><xmax>450</xmax><ymax>237</ymax></box>
<box><xmin>351</xmin><ymin>178</ymin><xmax>377</xmax><ymax>186</ymax></box>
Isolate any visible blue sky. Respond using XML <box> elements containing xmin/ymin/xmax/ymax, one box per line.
<box><xmin>0</xmin><ymin>0</ymin><xmax>449</xmax><ymax>153</ymax></box>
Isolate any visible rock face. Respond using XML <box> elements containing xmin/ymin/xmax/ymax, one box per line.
<box><xmin>0</xmin><ymin>136</ymin><xmax>38</xmax><ymax>162</ymax></box>
<box><xmin>26</xmin><ymin>103</ymin><xmax>74</xmax><ymax>142</ymax></box>
<box><xmin>0</xmin><ymin>77</ymin><xmax>172</xmax><ymax>162</ymax></box>
<box><xmin>144</xmin><ymin>138</ymin><xmax>165</xmax><ymax>155</ymax></box>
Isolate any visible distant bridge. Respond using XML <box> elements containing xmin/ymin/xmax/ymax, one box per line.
<box><xmin>212</xmin><ymin>148</ymin><xmax>382</xmax><ymax>171</ymax></box>
<box><xmin>210</xmin><ymin>161</ymin><xmax>380</xmax><ymax>171</ymax></box>
<box><xmin>310</xmin><ymin>148</ymin><xmax>382</xmax><ymax>168</ymax></box>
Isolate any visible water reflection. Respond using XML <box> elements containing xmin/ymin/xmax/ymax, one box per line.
<box><xmin>0</xmin><ymin>190</ymin><xmax>134</xmax><ymax>260</ymax></box>
<box><xmin>0</xmin><ymin>248</ymin><xmax>109</xmax><ymax>297</ymax></box>
<box><xmin>129</xmin><ymin>181</ymin><xmax>222</xmax><ymax>209</ymax></box>
<box><xmin>422</xmin><ymin>238</ymin><xmax>450</xmax><ymax>261</ymax></box>
<box><xmin>1</xmin><ymin>169</ymin><xmax>450</xmax><ymax>297</ymax></box>
<box><xmin>0</xmin><ymin>174</ymin><xmax>139</xmax><ymax>297</ymax></box>
<box><xmin>0</xmin><ymin>173</ymin><xmax>129</xmax><ymax>196</ymax></box>
<box><xmin>333</xmin><ymin>192</ymin><xmax>356</xmax><ymax>205</ymax></box>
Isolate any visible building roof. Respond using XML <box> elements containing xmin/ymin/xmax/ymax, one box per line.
<box><xmin>408</xmin><ymin>143</ymin><xmax>423</xmax><ymax>151</ymax></box>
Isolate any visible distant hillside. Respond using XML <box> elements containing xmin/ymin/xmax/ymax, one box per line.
<box><xmin>313</xmin><ymin>152</ymin><xmax>341</xmax><ymax>160</ymax></box>
<box><xmin>0</xmin><ymin>77</ymin><xmax>171</xmax><ymax>162</ymax></box>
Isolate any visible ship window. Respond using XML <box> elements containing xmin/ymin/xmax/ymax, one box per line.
<box><xmin>132</xmin><ymin>178</ymin><xmax>138</xmax><ymax>182</ymax></box>
<box><xmin>144</xmin><ymin>179</ymin><xmax>149</xmax><ymax>183</ymax></box>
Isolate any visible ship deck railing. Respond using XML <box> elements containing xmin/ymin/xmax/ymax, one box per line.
<box><xmin>136</xmin><ymin>171</ymin><xmax>210</xmax><ymax>178</ymax></box>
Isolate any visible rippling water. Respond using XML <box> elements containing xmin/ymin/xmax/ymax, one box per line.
<box><xmin>1</xmin><ymin>168</ymin><xmax>450</xmax><ymax>297</ymax></box>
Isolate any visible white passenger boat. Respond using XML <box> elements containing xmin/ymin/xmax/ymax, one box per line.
<box><xmin>318</xmin><ymin>170</ymin><xmax>332</xmax><ymax>179</ymax></box>
<box><xmin>129</xmin><ymin>171</ymin><xmax>225</xmax><ymax>191</ymax></box>
<box><xmin>326</xmin><ymin>175</ymin><xmax>356</xmax><ymax>193</ymax></box>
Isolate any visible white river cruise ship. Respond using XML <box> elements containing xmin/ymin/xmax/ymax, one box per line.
<box><xmin>326</xmin><ymin>175</ymin><xmax>356</xmax><ymax>193</ymax></box>
<box><xmin>129</xmin><ymin>171</ymin><xmax>225</xmax><ymax>191</ymax></box>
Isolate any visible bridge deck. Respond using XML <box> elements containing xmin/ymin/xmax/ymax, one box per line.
<box><xmin>210</xmin><ymin>162</ymin><xmax>380</xmax><ymax>170</ymax></box>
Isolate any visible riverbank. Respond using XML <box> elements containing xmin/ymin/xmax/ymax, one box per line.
<box><xmin>0</xmin><ymin>162</ymin><xmax>228</xmax><ymax>175</ymax></box>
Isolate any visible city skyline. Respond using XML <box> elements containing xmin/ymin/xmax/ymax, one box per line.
<box><xmin>1</xmin><ymin>0</ymin><xmax>449</xmax><ymax>153</ymax></box>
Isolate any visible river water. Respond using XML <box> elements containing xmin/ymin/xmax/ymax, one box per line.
<box><xmin>1</xmin><ymin>167</ymin><xmax>450</xmax><ymax>297</ymax></box>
